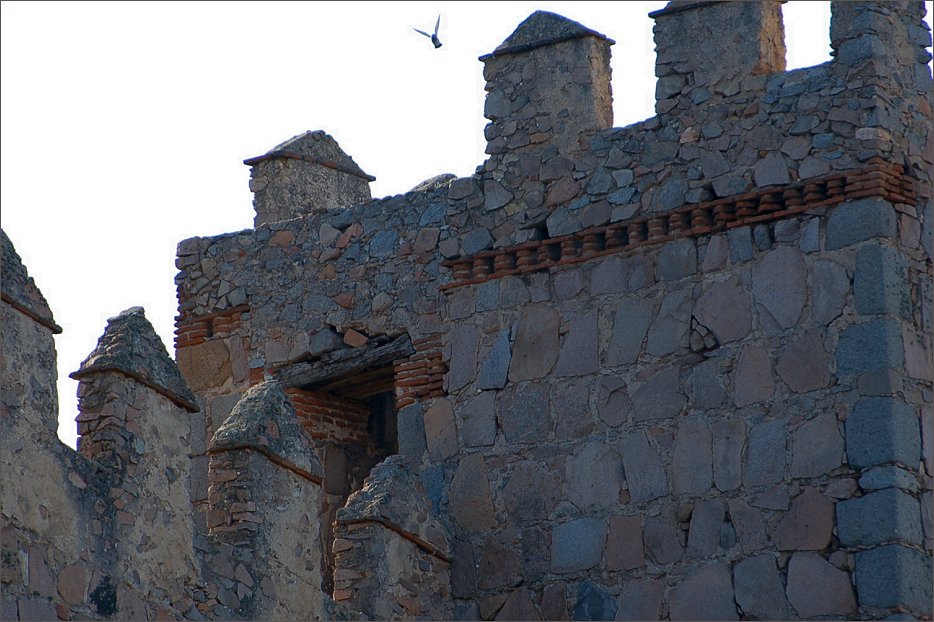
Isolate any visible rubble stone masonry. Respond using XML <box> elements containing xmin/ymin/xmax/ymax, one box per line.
<box><xmin>2</xmin><ymin>1</ymin><xmax>932</xmax><ymax>620</ymax></box>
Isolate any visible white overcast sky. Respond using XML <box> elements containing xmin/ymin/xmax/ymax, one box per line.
<box><xmin>2</xmin><ymin>1</ymin><xmax>932</xmax><ymax>448</ymax></box>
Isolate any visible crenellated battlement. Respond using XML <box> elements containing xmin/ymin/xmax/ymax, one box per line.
<box><xmin>2</xmin><ymin>2</ymin><xmax>931</xmax><ymax>621</ymax></box>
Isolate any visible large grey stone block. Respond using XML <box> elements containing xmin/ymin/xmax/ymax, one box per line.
<box><xmin>855</xmin><ymin>544</ymin><xmax>933</xmax><ymax>612</ymax></box>
<box><xmin>449</xmin><ymin>453</ymin><xmax>496</xmax><ymax>532</ymax></box>
<box><xmin>668</xmin><ymin>564</ymin><xmax>738</xmax><ymax>621</ymax></box>
<box><xmin>499</xmin><ymin>275</ymin><xmax>530</xmax><ymax>308</ymax></box>
<box><xmin>606</xmin><ymin>297</ymin><xmax>655</xmax><ymax>366</ymax></box>
<box><xmin>554</xmin><ymin>378</ymin><xmax>595</xmax><ymax>441</ymax></box>
<box><xmin>616</xmin><ymin>578</ymin><xmax>663</xmax><ymax>621</ymax></box>
<box><xmin>744</xmin><ymin>419</ymin><xmax>786</xmax><ymax>486</ymax></box>
<box><xmin>573</xmin><ymin>579</ymin><xmax>617</xmax><ymax>621</ymax></box>
<box><xmin>671</xmin><ymin>418</ymin><xmax>712</xmax><ymax>494</ymax></box>
<box><xmin>786</xmin><ymin>552</ymin><xmax>856</xmax><ymax>618</ymax></box>
<box><xmin>565</xmin><ymin>441</ymin><xmax>621</xmax><ymax>512</ymax></box>
<box><xmin>448</xmin><ymin>323</ymin><xmax>480</xmax><ymax>391</ymax></box>
<box><xmin>854</xmin><ymin>245</ymin><xmax>909</xmax><ymax>317</ymax></box>
<box><xmin>554</xmin><ymin>269</ymin><xmax>585</xmax><ymax>301</ymax></box>
<box><xmin>692</xmin><ymin>358</ymin><xmax>727</xmax><ymax>410</ymax></box>
<box><xmin>646</xmin><ymin>289</ymin><xmax>691</xmax><ymax>357</ymax></box>
<box><xmin>656</xmin><ymin>238</ymin><xmax>697</xmax><ymax>281</ymax></box>
<box><xmin>825</xmin><ymin>197</ymin><xmax>897</xmax><ymax>250</ymax></box>
<box><xmin>503</xmin><ymin>460</ymin><xmax>559</xmax><ymax>522</ymax></box>
<box><xmin>597</xmin><ymin>377</ymin><xmax>630</xmax><ymax>428</ymax></box>
<box><xmin>632</xmin><ymin>366</ymin><xmax>685</xmax><ymax>421</ymax></box>
<box><xmin>591</xmin><ymin>256</ymin><xmax>627</xmax><ymax>295</ymax></box>
<box><xmin>810</xmin><ymin>258</ymin><xmax>849</xmax><ymax>325</ymax></box>
<box><xmin>424</xmin><ymin>399</ymin><xmax>458</xmax><ymax>461</ymax></box>
<box><xmin>508</xmin><ymin>305</ymin><xmax>559</xmax><ymax>381</ymax></box>
<box><xmin>555</xmin><ymin>311</ymin><xmax>599</xmax><ymax>377</ymax></box>
<box><xmin>606</xmin><ymin>515</ymin><xmax>644</xmax><ymax>571</ymax></box>
<box><xmin>643</xmin><ymin>507</ymin><xmax>683</xmax><ymax>565</ymax></box>
<box><xmin>712</xmin><ymin>419</ymin><xmax>745</xmax><ymax>491</ymax></box>
<box><xmin>836</xmin><ymin>488</ymin><xmax>923</xmax><ymax>547</ymax></box>
<box><xmin>728</xmin><ymin>499</ymin><xmax>769</xmax><ymax>554</ymax></box>
<box><xmin>790</xmin><ymin>413</ymin><xmax>843</xmax><ymax>478</ymax></box>
<box><xmin>734</xmin><ymin>344</ymin><xmax>775</xmax><ymax>407</ymax></box>
<box><xmin>858</xmin><ymin>466</ymin><xmax>920</xmax><ymax>492</ymax></box>
<box><xmin>772</xmin><ymin>487</ymin><xmax>834</xmax><ymax>551</ymax></box>
<box><xmin>846</xmin><ymin>397</ymin><xmax>921</xmax><ymax>469</ymax></box>
<box><xmin>476</xmin><ymin>330</ymin><xmax>511</xmax><ymax>390</ymax></box>
<box><xmin>686</xmin><ymin>499</ymin><xmax>725</xmax><ymax>558</ymax></box>
<box><xmin>752</xmin><ymin>246</ymin><xmax>807</xmax><ymax>329</ymax></box>
<box><xmin>497</xmin><ymin>382</ymin><xmax>550</xmax><ymax>444</ymax></box>
<box><xmin>776</xmin><ymin>330</ymin><xmax>831</xmax><ymax>393</ymax></box>
<box><xmin>693</xmin><ymin>276</ymin><xmax>752</xmax><ymax>344</ymax></box>
<box><xmin>836</xmin><ymin>319</ymin><xmax>904</xmax><ymax>376</ymax></box>
<box><xmin>397</xmin><ymin>403</ymin><xmax>427</xmax><ymax>459</ymax></box>
<box><xmin>621</xmin><ymin>430</ymin><xmax>669</xmax><ymax>503</ymax></box>
<box><xmin>551</xmin><ymin>518</ymin><xmax>606</xmax><ymax>573</ymax></box>
<box><xmin>475</xmin><ymin>280</ymin><xmax>499</xmax><ymax>312</ymax></box>
<box><xmin>728</xmin><ymin>227</ymin><xmax>754</xmax><ymax>263</ymax></box>
<box><xmin>460</xmin><ymin>390</ymin><xmax>497</xmax><ymax>447</ymax></box>
<box><xmin>733</xmin><ymin>554</ymin><xmax>795</xmax><ymax>620</ymax></box>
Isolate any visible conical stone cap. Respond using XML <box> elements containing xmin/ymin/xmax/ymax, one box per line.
<box><xmin>1</xmin><ymin>229</ymin><xmax>61</xmax><ymax>333</ymax></box>
<box><xmin>211</xmin><ymin>380</ymin><xmax>323</xmax><ymax>480</ymax></box>
<box><xmin>243</xmin><ymin>130</ymin><xmax>375</xmax><ymax>181</ymax></box>
<box><xmin>70</xmin><ymin>307</ymin><xmax>197</xmax><ymax>411</ymax></box>
<box><xmin>481</xmin><ymin>10</ymin><xmax>613</xmax><ymax>60</ymax></box>
<box><xmin>337</xmin><ymin>455</ymin><xmax>451</xmax><ymax>559</ymax></box>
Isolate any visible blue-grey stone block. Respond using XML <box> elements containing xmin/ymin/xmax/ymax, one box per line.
<box><xmin>800</xmin><ymin>218</ymin><xmax>820</xmax><ymax>252</ymax></box>
<box><xmin>836</xmin><ymin>489</ymin><xmax>923</xmax><ymax>547</ymax></box>
<box><xmin>551</xmin><ymin>518</ymin><xmax>606</xmax><ymax>573</ymax></box>
<box><xmin>854</xmin><ymin>245</ymin><xmax>909</xmax><ymax>317</ymax></box>
<box><xmin>475</xmin><ymin>280</ymin><xmax>499</xmax><ymax>312</ymax></box>
<box><xmin>836</xmin><ymin>320</ymin><xmax>904</xmax><ymax>376</ymax></box>
<box><xmin>656</xmin><ymin>238</ymin><xmax>697</xmax><ymax>281</ymax></box>
<box><xmin>855</xmin><ymin>544</ymin><xmax>933</xmax><ymax>612</ymax></box>
<box><xmin>421</xmin><ymin>464</ymin><xmax>446</xmax><ymax>516</ymax></box>
<box><xmin>418</xmin><ymin>202</ymin><xmax>447</xmax><ymax>226</ymax></box>
<box><xmin>454</xmin><ymin>599</ymin><xmax>480</xmax><ymax>622</ymax></box>
<box><xmin>846</xmin><ymin>397</ymin><xmax>920</xmax><ymax>470</ymax></box>
<box><xmin>744</xmin><ymin>419</ymin><xmax>786</xmax><ymax>486</ymax></box>
<box><xmin>825</xmin><ymin>197</ymin><xmax>896</xmax><ymax>250</ymax></box>
<box><xmin>859</xmin><ymin>466</ymin><xmax>920</xmax><ymax>493</ymax></box>
<box><xmin>476</xmin><ymin>330</ymin><xmax>511</xmax><ymax>390</ymax></box>
<box><xmin>728</xmin><ymin>227</ymin><xmax>754</xmax><ymax>263</ymax></box>
<box><xmin>461</xmin><ymin>227</ymin><xmax>493</xmax><ymax>255</ymax></box>
<box><xmin>573</xmin><ymin>580</ymin><xmax>618</xmax><ymax>621</ymax></box>
<box><xmin>369</xmin><ymin>229</ymin><xmax>399</xmax><ymax>257</ymax></box>
<box><xmin>397</xmin><ymin>403</ymin><xmax>427</xmax><ymax>459</ymax></box>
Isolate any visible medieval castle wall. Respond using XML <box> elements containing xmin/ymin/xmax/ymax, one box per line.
<box><xmin>2</xmin><ymin>1</ymin><xmax>933</xmax><ymax>621</ymax></box>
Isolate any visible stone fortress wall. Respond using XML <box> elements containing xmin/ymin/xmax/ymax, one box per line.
<box><xmin>2</xmin><ymin>1</ymin><xmax>932</xmax><ymax>620</ymax></box>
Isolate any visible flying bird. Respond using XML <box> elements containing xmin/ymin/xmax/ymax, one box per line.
<box><xmin>413</xmin><ymin>14</ymin><xmax>443</xmax><ymax>48</ymax></box>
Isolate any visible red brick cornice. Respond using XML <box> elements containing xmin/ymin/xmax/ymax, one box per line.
<box><xmin>441</xmin><ymin>158</ymin><xmax>915</xmax><ymax>291</ymax></box>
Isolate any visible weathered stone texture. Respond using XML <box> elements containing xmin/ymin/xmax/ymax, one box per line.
<box><xmin>551</xmin><ymin>518</ymin><xmax>607</xmax><ymax>574</ymax></box>
<box><xmin>7</xmin><ymin>1</ymin><xmax>934</xmax><ymax>619</ymax></box>
<box><xmin>668</xmin><ymin>564</ymin><xmax>738</xmax><ymax>621</ymax></box>
<box><xmin>786</xmin><ymin>552</ymin><xmax>857</xmax><ymax>618</ymax></box>
<box><xmin>733</xmin><ymin>554</ymin><xmax>794</xmax><ymax>620</ymax></box>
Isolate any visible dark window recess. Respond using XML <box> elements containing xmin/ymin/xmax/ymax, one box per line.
<box><xmin>365</xmin><ymin>391</ymin><xmax>398</xmax><ymax>455</ymax></box>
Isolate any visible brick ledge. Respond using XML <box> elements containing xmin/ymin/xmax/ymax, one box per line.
<box><xmin>441</xmin><ymin>158</ymin><xmax>915</xmax><ymax>291</ymax></box>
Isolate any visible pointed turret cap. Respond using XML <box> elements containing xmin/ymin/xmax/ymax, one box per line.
<box><xmin>480</xmin><ymin>10</ymin><xmax>613</xmax><ymax>60</ymax></box>
<box><xmin>211</xmin><ymin>380</ymin><xmax>323</xmax><ymax>480</ymax></box>
<box><xmin>70</xmin><ymin>307</ymin><xmax>198</xmax><ymax>411</ymax></box>
<box><xmin>337</xmin><ymin>455</ymin><xmax>452</xmax><ymax>559</ymax></box>
<box><xmin>1</xmin><ymin>229</ymin><xmax>62</xmax><ymax>333</ymax></box>
<box><xmin>243</xmin><ymin>130</ymin><xmax>375</xmax><ymax>182</ymax></box>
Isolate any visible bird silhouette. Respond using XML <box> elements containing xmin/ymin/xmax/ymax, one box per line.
<box><xmin>413</xmin><ymin>14</ymin><xmax>442</xmax><ymax>48</ymax></box>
